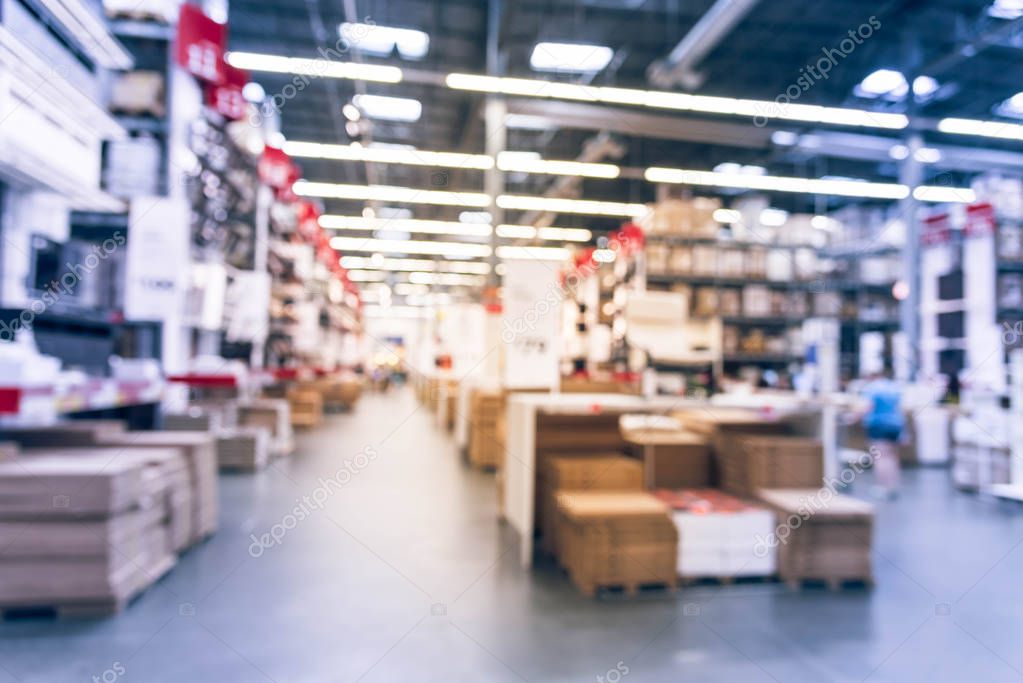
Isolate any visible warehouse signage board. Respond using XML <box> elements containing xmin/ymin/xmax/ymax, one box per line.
<box><xmin>125</xmin><ymin>197</ymin><xmax>190</xmax><ymax>321</ymax></box>
<box><xmin>502</xmin><ymin>259</ymin><xmax>560</xmax><ymax>390</ymax></box>
<box><xmin>175</xmin><ymin>4</ymin><xmax>227</xmax><ymax>83</ymax></box>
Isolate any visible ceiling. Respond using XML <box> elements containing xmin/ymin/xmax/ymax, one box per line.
<box><xmin>226</xmin><ymin>0</ymin><xmax>1023</xmax><ymax>229</ymax></box>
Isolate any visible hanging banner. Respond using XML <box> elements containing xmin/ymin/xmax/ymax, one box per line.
<box><xmin>964</xmin><ymin>202</ymin><xmax>996</xmax><ymax>238</ymax></box>
<box><xmin>175</xmin><ymin>4</ymin><xmax>227</xmax><ymax>83</ymax></box>
<box><xmin>206</xmin><ymin>63</ymin><xmax>248</xmax><ymax>119</ymax></box>
<box><xmin>921</xmin><ymin>213</ymin><xmax>952</xmax><ymax>246</ymax></box>
<box><xmin>258</xmin><ymin>146</ymin><xmax>300</xmax><ymax>198</ymax></box>
<box><xmin>502</xmin><ymin>259</ymin><xmax>560</xmax><ymax>390</ymax></box>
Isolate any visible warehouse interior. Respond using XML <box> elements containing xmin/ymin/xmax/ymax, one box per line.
<box><xmin>1</xmin><ymin>0</ymin><xmax>1023</xmax><ymax>680</ymax></box>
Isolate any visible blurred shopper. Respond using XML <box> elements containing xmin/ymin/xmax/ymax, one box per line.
<box><xmin>862</xmin><ymin>365</ymin><xmax>904</xmax><ymax>498</ymax></box>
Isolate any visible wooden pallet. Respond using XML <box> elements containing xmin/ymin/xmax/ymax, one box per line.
<box><xmin>679</xmin><ymin>574</ymin><xmax>779</xmax><ymax>587</ymax></box>
<box><xmin>575</xmin><ymin>578</ymin><xmax>677</xmax><ymax>598</ymax></box>
<box><xmin>784</xmin><ymin>576</ymin><xmax>874</xmax><ymax>591</ymax></box>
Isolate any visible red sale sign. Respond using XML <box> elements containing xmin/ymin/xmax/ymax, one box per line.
<box><xmin>205</xmin><ymin>63</ymin><xmax>248</xmax><ymax>119</ymax></box>
<box><xmin>176</xmin><ymin>4</ymin><xmax>227</xmax><ymax>83</ymax></box>
<box><xmin>259</xmin><ymin>146</ymin><xmax>300</xmax><ymax>197</ymax></box>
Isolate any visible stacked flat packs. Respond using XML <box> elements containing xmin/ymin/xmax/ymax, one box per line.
<box><xmin>0</xmin><ymin>451</ymin><xmax>176</xmax><ymax>614</ymax></box>
<box><xmin>0</xmin><ymin>420</ymin><xmax>126</xmax><ymax>448</ymax></box>
<box><xmin>713</xmin><ymin>434</ymin><xmax>824</xmax><ymax>497</ymax></box>
<box><xmin>620</xmin><ymin>415</ymin><xmax>712</xmax><ymax>489</ymax></box>
<box><xmin>287</xmin><ymin>390</ymin><xmax>323</xmax><ymax>428</ymax></box>
<box><xmin>756</xmin><ymin>488</ymin><xmax>874</xmax><ymax>587</ymax></box>
<box><xmin>540</xmin><ymin>454</ymin><xmax>644</xmax><ymax>557</ymax></box>
<box><xmin>653</xmin><ymin>489</ymin><xmax>776</xmax><ymax>579</ymax></box>
<box><xmin>235</xmin><ymin>399</ymin><xmax>294</xmax><ymax>457</ymax></box>
<box><xmin>216</xmin><ymin>427</ymin><xmax>270</xmax><ymax>471</ymax></box>
<box><xmin>556</xmin><ymin>492</ymin><xmax>678</xmax><ymax>597</ymax></box>
<box><xmin>162</xmin><ymin>409</ymin><xmax>221</xmax><ymax>433</ymax></box>
<box><xmin>96</xmin><ymin>432</ymin><xmax>218</xmax><ymax>543</ymax></box>
<box><xmin>468</xmin><ymin>389</ymin><xmax>503</xmax><ymax>468</ymax></box>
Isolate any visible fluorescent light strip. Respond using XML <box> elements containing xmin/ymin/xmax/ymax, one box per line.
<box><xmin>329</xmin><ymin>236</ymin><xmax>492</xmax><ymax>258</ymax></box>
<box><xmin>408</xmin><ymin>272</ymin><xmax>486</xmax><ymax>286</ymax></box>
<box><xmin>913</xmin><ymin>186</ymin><xmax>977</xmax><ymax>203</ymax></box>
<box><xmin>285</xmin><ymin>141</ymin><xmax>494</xmax><ymax>169</ymax></box>
<box><xmin>645</xmin><ymin>166</ymin><xmax>908</xmax><ymax>200</ymax></box>
<box><xmin>495</xmin><ymin>224</ymin><xmax>593</xmax><ymax>242</ymax></box>
<box><xmin>319</xmin><ymin>215</ymin><xmax>492</xmax><ymax>237</ymax></box>
<box><xmin>938</xmin><ymin>117</ymin><xmax>1023</xmax><ymax>141</ymax></box>
<box><xmin>496</xmin><ymin>245</ymin><xmax>571</xmax><ymax>261</ymax></box>
<box><xmin>364</xmin><ymin>305</ymin><xmax>430</xmax><ymax>318</ymax></box>
<box><xmin>224</xmin><ymin>51</ymin><xmax>402</xmax><ymax>83</ymax></box>
<box><xmin>341</xmin><ymin>256</ymin><xmax>491</xmax><ymax>274</ymax></box>
<box><xmin>346</xmin><ymin>270</ymin><xmax>387</xmax><ymax>282</ymax></box>
<box><xmin>497</xmin><ymin>194</ymin><xmax>648</xmax><ymax>218</ymax></box>
<box><xmin>496</xmin><ymin>152</ymin><xmax>620</xmax><ymax>178</ymax></box>
<box><xmin>295</xmin><ymin>181</ymin><xmax>491</xmax><ymax>208</ymax></box>
<box><xmin>445</xmin><ymin>73</ymin><xmax>908</xmax><ymax>130</ymax></box>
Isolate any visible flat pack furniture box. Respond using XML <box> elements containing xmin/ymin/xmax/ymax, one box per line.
<box><xmin>556</xmin><ymin>492</ymin><xmax>678</xmax><ymax>597</ymax></box>
<box><xmin>540</xmin><ymin>454</ymin><xmax>644</xmax><ymax>556</ymax></box>
<box><xmin>235</xmin><ymin>399</ymin><xmax>294</xmax><ymax>457</ymax></box>
<box><xmin>0</xmin><ymin>420</ymin><xmax>127</xmax><ymax>448</ymax></box>
<box><xmin>653</xmin><ymin>488</ymin><xmax>776</xmax><ymax>579</ymax></box>
<box><xmin>0</xmin><ymin>452</ymin><xmax>176</xmax><ymax>614</ymax></box>
<box><xmin>96</xmin><ymin>432</ymin><xmax>218</xmax><ymax>543</ymax></box>
<box><xmin>287</xmin><ymin>389</ymin><xmax>324</xmax><ymax>429</ymax></box>
<box><xmin>620</xmin><ymin>423</ymin><xmax>712</xmax><ymax>489</ymax></box>
<box><xmin>756</xmin><ymin>488</ymin><xmax>874</xmax><ymax>588</ymax></box>
<box><xmin>713</xmin><ymin>434</ymin><xmax>824</xmax><ymax>497</ymax></box>
<box><xmin>468</xmin><ymin>389</ymin><xmax>505</xmax><ymax>469</ymax></box>
<box><xmin>216</xmin><ymin>427</ymin><xmax>271</xmax><ymax>472</ymax></box>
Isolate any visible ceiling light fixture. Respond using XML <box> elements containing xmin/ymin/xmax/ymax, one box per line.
<box><xmin>937</xmin><ymin>116</ymin><xmax>1023</xmax><ymax>141</ymax></box>
<box><xmin>224</xmin><ymin>51</ymin><xmax>402</xmax><ymax>83</ymax></box>
<box><xmin>339</xmin><ymin>22</ymin><xmax>429</xmax><ymax>60</ymax></box>
<box><xmin>445</xmin><ymin>73</ymin><xmax>908</xmax><ymax>130</ymax></box>
<box><xmin>497</xmin><ymin>152</ymin><xmax>620</xmax><ymax>178</ymax></box>
<box><xmin>328</xmin><ymin>236</ymin><xmax>492</xmax><ymax>258</ymax></box>
<box><xmin>495</xmin><ymin>225</ymin><xmax>593</xmax><ymax>241</ymax></box>
<box><xmin>294</xmin><ymin>181</ymin><xmax>492</xmax><ymax>208</ymax></box>
<box><xmin>496</xmin><ymin>245</ymin><xmax>571</xmax><ymax>261</ymax></box>
<box><xmin>497</xmin><ymin>194</ymin><xmax>648</xmax><ymax>218</ymax></box>
<box><xmin>645</xmin><ymin>166</ymin><xmax>909</xmax><ymax>200</ymax></box>
<box><xmin>351</xmin><ymin>94</ymin><xmax>422</xmax><ymax>122</ymax></box>
<box><xmin>319</xmin><ymin>215</ymin><xmax>492</xmax><ymax>237</ymax></box>
<box><xmin>529</xmin><ymin>42</ymin><xmax>614</xmax><ymax>73</ymax></box>
<box><xmin>341</xmin><ymin>256</ymin><xmax>491</xmax><ymax>274</ymax></box>
<box><xmin>283</xmin><ymin>141</ymin><xmax>493</xmax><ymax>169</ymax></box>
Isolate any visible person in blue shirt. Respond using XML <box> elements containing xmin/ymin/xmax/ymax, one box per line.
<box><xmin>861</xmin><ymin>365</ymin><xmax>904</xmax><ymax>498</ymax></box>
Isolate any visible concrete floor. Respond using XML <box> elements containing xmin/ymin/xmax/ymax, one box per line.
<box><xmin>2</xmin><ymin>388</ymin><xmax>1023</xmax><ymax>682</ymax></box>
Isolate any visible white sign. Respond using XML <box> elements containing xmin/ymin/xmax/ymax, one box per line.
<box><xmin>125</xmin><ymin>197</ymin><xmax>190</xmax><ymax>321</ymax></box>
<box><xmin>501</xmin><ymin>259</ymin><xmax>560</xmax><ymax>390</ymax></box>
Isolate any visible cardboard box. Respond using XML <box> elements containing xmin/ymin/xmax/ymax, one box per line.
<box><xmin>236</xmin><ymin>399</ymin><xmax>294</xmax><ymax>457</ymax></box>
<box><xmin>96</xmin><ymin>433</ymin><xmax>218</xmax><ymax>543</ymax></box>
<box><xmin>287</xmin><ymin>389</ymin><xmax>323</xmax><ymax>428</ymax></box>
<box><xmin>713</xmin><ymin>434</ymin><xmax>823</xmax><ymax>497</ymax></box>
<box><xmin>540</xmin><ymin>454</ymin><xmax>643</xmax><ymax>556</ymax></box>
<box><xmin>0</xmin><ymin>421</ymin><xmax>126</xmax><ymax>448</ymax></box>
<box><xmin>216</xmin><ymin>427</ymin><xmax>270</xmax><ymax>472</ymax></box>
<box><xmin>556</xmin><ymin>492</ymin><xmax>678</xmax><ymax>596</ymax></box>
<box><xmin>468</xmin><ymin>389</ymin><xmax>504</xmax><ymax>469</ymax></box>
<box><xmin>622</xmin><ymin>430</ymin><xmax>711</xmax><ymax>489</ymax></box>
<box><xmin>654</xmin><ymin>489</ymin><xmax>776</xmax><ymax>578</ymax></box>
<box><xmin>756</xmin><ymin>488</ymin><xmax>874</xmax><ymax>585</ymax></box>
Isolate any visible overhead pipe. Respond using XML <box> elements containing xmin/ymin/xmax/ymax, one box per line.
<box><xmin>647</xmin><ymin>0</ymin><xmax>760</xmax><ymax>90</ymax></box>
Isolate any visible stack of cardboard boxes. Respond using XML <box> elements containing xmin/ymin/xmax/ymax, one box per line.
<box><xmin>236</xmin><ymin>399</ymin><xmax>294</xmax><ymax>457</ymax></box>
<box><xmin>468</xmin><ymin>389</ymin><xmax>504</xmax><ymax>469</ymax></box>
<box><xmin>286</xmin><ymin>388</ymin><xmax>324</xmax><ymax>428</ymax></box>
<box><xmin>757</xmin><ymin>489</ymin><xmax>874</xmax><ymax>588</ymax></box>
<box><xmin>556</xmin><ymin>492</ymin><xmax>679</xmax><ymax>597</ymax></box>
<box><xmin>0</xmin><ymin>446</ymin><xmax>183</xmax><ymax>615</ymax></box>
<box><xmin>215</xmin><ymin>428</ymin><xmax>270</xmax><ymax>472</ymax></box>
<box><xmin>95</xmin><ymin>432</ymin><xmax>218</xmax><ymax>543</ymax></box>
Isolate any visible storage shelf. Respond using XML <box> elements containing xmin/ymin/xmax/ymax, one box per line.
<box><xmin>109</xmin><ymin>19</ymin><xmax>174</xmax><ymax>40</ymax></box>
<box><xmin>722</xmin><ymin>353</ymin><xmax>801</xmax><ymax>364</ymax></box>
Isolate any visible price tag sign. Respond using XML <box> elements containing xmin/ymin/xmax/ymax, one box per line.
<box><xmin>175</xmin><ymin>5</ymin><xmax>227</xmax><ymax>83</ymax></box>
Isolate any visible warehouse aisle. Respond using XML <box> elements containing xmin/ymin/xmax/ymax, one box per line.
<box><xmin>2</xmin><ymin>389</ymin><xmax>1023</xmax><ymax>682</ymax></box>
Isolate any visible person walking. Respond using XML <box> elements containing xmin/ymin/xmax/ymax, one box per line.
<box><xmin>862</xmin><ymin>366</ymin><xmax>905</xmax><ymax>498</ymax></box>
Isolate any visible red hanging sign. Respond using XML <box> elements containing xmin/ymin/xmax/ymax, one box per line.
<box><xmin>175</xmin><ymin>5</ymin><xmax>227</xmax><ymax>83</ymax></box>
<box><xmin>921</xmin><ymin>213</ymin><xmax>951</xmax><ymax>246</ymax></box>
<box><xmin>964</xmin><ymin>202</ymin><xmax>996</xmax><ymax>238</ymax></box>
<box><xmin>205</xmin><ymin>62</ymin><xmax>248</xmax><ymax>119</ymax></box>
<box><xmin>259</xmin><ymin>146</ymin><xmax>300</xmax><ymax>198</ymax></box>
